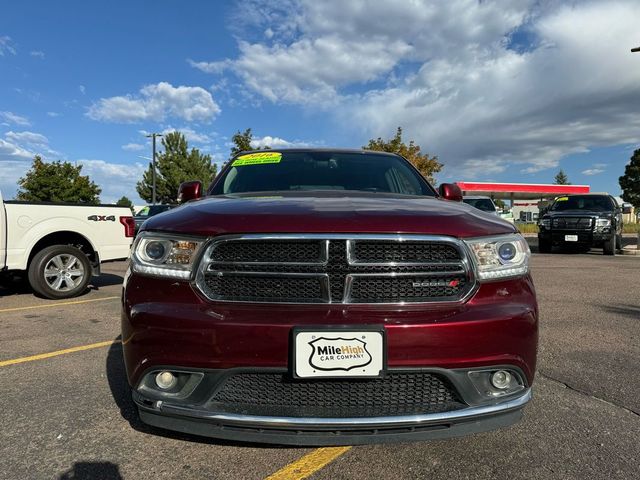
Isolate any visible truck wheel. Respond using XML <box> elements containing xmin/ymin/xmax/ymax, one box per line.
<box><xmin>603</xmin><ymin>237</ymin><xmax>615</xmax><ymax>256</ymax></box>
<box><xmin>538</xmin><ymin>238</ymin><xmax>552</xmax><ymax>253</ymax></box>
<box><xmin>28</xmin><ymin>245</ymin><xmax>92</xmax><ymax>299</ymax></box>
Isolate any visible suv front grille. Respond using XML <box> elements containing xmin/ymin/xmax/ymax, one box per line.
<box><xmin>552</xmin><ymin>217</ymin><xmax>593</xmax><ymax>230</ymax></box>
<box><xmin>209</xmin><ymin>371</ymin><xmax>466</xmax><ymax>418</ymax></box>
<box><xmin>197</xmin><ymin>235</ymin><xmax>474</xmax><ymax>304</ymax></box>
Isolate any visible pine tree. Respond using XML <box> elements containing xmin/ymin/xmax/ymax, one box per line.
<box><xmin>619</xmin><ymin>148</ymin><xmax>640</xmax><ymax>206</ymax></box>
<box><xmin>136</xmin><ymin>132</ymin><xmax>217</xmax><ymax>204</ymax></box>
<box><xmin>554</xmin><ymin>169</ymin><xmax>570</xmax><ymax>185</ymax></box>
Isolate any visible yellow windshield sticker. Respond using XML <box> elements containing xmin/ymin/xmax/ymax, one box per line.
<box><xmin>556</xmin><ymin>196</ymin><xmax>569</xmax><ymax>201</ymax></box>
<box><xmin>234</xmin><ymin>152</ymin><xmax>282</xmax><ymax>166</ymax></box>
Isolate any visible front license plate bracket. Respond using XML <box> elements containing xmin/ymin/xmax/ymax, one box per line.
<box><xmin>291</xmin><ymin>325</ymin><xmax>386</xmax><ymax>379</ymax></box>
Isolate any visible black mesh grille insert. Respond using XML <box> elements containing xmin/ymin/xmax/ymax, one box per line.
<box><xmin>212</xmin><ymin>240</ymin><xmax>324</xmax><ymax>263</ymax></box>
<box><xmin>209</xmin><ymin>371</ymin><xmax>466</xmax><ymax>417</ymax></box>
<box><xmin>552</xmin><ymin>217</ymin><xmax>593</xmax><ymax>230</ymax></box>
<box><xmin>204</xmin><ymin>274</ymin><xmax>325</xmax><ymax>303</ymax></box>
<box><xmin>350</xmin><ymin>275</ymin><xmax>467</xmax><ymax>303</ymax></box>
<box><xmin>200</xmin><ymin>237</ymin><xmax>473</xmax><ymax>304</ymax></box>
<box><xmin>353</xmin><ymin>241</ymin><xmax>461</xmax><ymax>263</ymax></box>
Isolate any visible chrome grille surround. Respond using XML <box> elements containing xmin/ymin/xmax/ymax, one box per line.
<box><xmin>552</xmin><ymin>216</ymin><xmax>593</xmax><ymax>230</ymax></box>
<box><xmin>195</xmin><ymin>234</ymin><xmax>477</xmax><ymax>305</ymax></box>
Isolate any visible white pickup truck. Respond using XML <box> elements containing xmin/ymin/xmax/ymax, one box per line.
<box><xmin>1</xmin><ymin>189</ymin><xmax>134</xmax><ymax>299</ymax></box>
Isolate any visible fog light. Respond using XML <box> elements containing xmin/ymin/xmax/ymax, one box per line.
<box><xmin>491</xmin><ymin>370</ymin><xmax>512</xmax><ymax>389</ymax></box>
<box><xmin>155</xmin><ymin>371</ymin><xmax>177</xmax><ymax>390</ymax></box>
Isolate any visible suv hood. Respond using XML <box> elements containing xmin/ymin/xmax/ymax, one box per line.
<box><xmin>143</xmin><ymin>192</ymin><xmax>516</xmax><ymax>238</ymax></box>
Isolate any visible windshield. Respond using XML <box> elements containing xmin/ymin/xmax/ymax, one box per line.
<box><xmin>463</xmin><ymin>198</ymin><xmax>496</xmax><ymax>212</ymax></box>
<box><xmin>550</xmin><ymin>195</ymin><xmax>613</xmax><ymax>212</ymax></box>
<box><xmin>210</xmin><ymin>151</ymin><xmax>435</xmax><ymax>196</ymax></box>
<box><xmin>136</xmin><ymin>205</ymin><xmax>173</xmax><ymax>217</ymax></box>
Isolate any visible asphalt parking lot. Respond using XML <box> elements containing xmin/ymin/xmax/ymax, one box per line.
<box><xmin>1</xmin><ymin>242</ymin><xmax>639</xmax><ymax>480</ymax></box>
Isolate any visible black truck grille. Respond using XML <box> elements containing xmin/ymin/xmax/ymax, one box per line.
<box><xmin>552</xmin><ymin>217</ymin><xmax>593</xmax><ymax>230</ymax></box>
<box><xmin>209</xmin><ymin>371</ymin><xmax>466</xmax><ymax>417</ymax></box>
<box><xmin>197</xmin><ymin>235</ymin><xmax>474</xmax><ymax>304</ymax></box>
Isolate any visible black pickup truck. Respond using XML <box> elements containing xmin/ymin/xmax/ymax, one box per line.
<box><xmin>537</xmin><ymin>194</ymin><xmax>628</xmax><ymax>255</ymax></box>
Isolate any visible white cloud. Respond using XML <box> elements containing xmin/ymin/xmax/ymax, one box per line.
<box><xmin>188</xmin><ymin>59</ymin><xmax>232</xmax><ymax>74</ymax></box>
<box><xmin>86</xmin><ymin>82</ymin><xmax>221</xmax><ymax>123</ymax></box>
<box><xmin>0</xmin><ymin>139</ymin><xmax>34</xmax><ymax>162</ymax></box>
<box><xmin>1</xmin><ymin>130</ymin><xmax>59</xmax><ymax>160</ymax></box>
<box><xmin>0</xmin><ymin>111</ymin><xmax>30</xmax><ymax>126</ymax></box>
<box><xmin>160</xmin><ymin>127</ymin><xmax>213</xmax><ymax>144</ymax></box>
<box><xmin>46</xmin><ymin>111</ymin><xmax>60</xmax><ymax>117</ymax></box>
<box><xmin>79</xmin><ymin>85</ymin><xmax>86</xmax><ymax>95</ymax></box>
<box><xmin>582</xmin><ymin>166</ymin><xmax>606</xmax><ymax>176</ymax></box>
<box><xmin>206</xmin><ymin>0</ymin><xmax>640</xmax><ymax>177</ymax></box>
<box><xmin>0</xmin><ymin>36</ymin><xmax>16</xmax><ymax>56</ymax></box>
<box><xmin>77</xmin><ymin>159</ymin><xmax>147</xmax><ymax>203</ymax></box>
<box><xmin>30</xmin><ymin>50</ymin><xmax>45</xmax><ymax>59</ymax></box>
<box><xmin>251</xmin><ymin>135</ymin><xmax>314</xmax><ymax>149</ymax></box>
<box><xmin>5</xmin><ymin>131</ymin><xmax>49</xmax><ymax>146</ymax></box>
<box><xmin>121</xmin><ymin>142</ymin><xmax>146</xmax><ymax>151</ymax></box>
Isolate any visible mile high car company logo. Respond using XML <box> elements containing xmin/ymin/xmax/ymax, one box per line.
<box><xmin>308</xmin><ymin>337</ymin><xmax>372</xmax><ymax>372</ymax></box>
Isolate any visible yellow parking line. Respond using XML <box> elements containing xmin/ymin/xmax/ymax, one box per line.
<box><xmin>0</xmin><ymin>296</ymin><xmax>119</xmax><ymax>314</ymax></box>
<box><xmin>0</xmin><ymin>340</ymin><xmax>120</xmax><ymax>367</ymax></box>
<box><xmin>265</xmin><ymin>447</ymin><xmax>352</xmax><ymax>480</ymax></box>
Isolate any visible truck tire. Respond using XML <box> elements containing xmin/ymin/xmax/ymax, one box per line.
<box><xmin>603</xmin><ymin>237</ymin><xmax>615</xmax><ymax>256</ymax></box>
<box><xmin>28</xmin><ymin>245</ymin><xmax>92</xmax><ymax>299</ymax></box>
<box><xmin>538</xmin><ymin>238</ymin><xmax>552</xmax><ymax>253</ymax></box>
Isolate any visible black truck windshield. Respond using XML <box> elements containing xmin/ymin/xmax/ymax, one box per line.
<box><xmin>210</xmin><ymin>151</ymin><xmax>435</xmax><ymax>196</ymax></box>
<box><xmin>550</xmin><ymin>195</ymin><xmax>613</xmax><ymax>212</ymax></box>
<box><xmin>463</xmin><ymin>198</ymin><xmax>496</xmax><ymax>212</ymax></box>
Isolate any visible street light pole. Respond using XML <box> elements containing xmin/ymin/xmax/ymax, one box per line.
<box><xmin>631</xmin><ymin>46</ymin><xmax>640</xmax><ymax>52</ymax></box>
<box><xmin>145</xmin><ymin>133</ymin><xmax>163</xmax><ymax>205</ymax></box>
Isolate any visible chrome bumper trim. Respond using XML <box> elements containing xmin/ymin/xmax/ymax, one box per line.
<box><xmin>149</xmin><ymin>388</ymin><xmax>531</xmax><ymax>429</ymax></box>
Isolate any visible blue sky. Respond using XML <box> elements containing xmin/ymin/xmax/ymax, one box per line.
<box><xmin>1</xmin><ymin>0</ymin><xmax>639</xmax><ymax>203</ymax></box>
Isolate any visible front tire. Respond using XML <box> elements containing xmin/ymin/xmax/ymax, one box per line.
<box><xmin>603</xmin><ymin>236</ymin><xmax>616</xmax><ymax>256</ymax></box>
<box><xmin>538</xmin><ymin>237</ymin><xmax>552</xmax><ymax>253</ymax></box>
<box><xmin>28</xmin><ymin>245</ymin><xmax>92</xmax><ymax>299</ymax></box>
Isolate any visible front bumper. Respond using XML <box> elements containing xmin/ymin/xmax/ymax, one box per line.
<box><xmin>122</xmin><ymin>272</ymin><xmax>538</xmax><ymax>445</ymax></box>
<box><xmin>539</xmin><ymin>230</ymin><xmax>610</xmax><ymax>245</ymax></box>
<box><xmin>133</xmin><ymin>367</ymin><xmax>532</xmax><ymax>446</ymax></box>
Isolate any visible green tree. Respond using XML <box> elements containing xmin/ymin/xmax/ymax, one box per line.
<box><xmin>494</xmin><ymin>198</ymin><xmax>506</xmax><ymax>210</ymax></box>
<box><xmin>364</xmin><ymin>127</ymin><xmax>442</xmax><ymax>184</ymax></box>
<box><xmin>16</xmin><ymin>155</ymin><xmax>101</xmax><ymax>204</ymax></box>
<box><xmin>553</xmin><ymin>169</ymin><xmax>570</xmax><ymax>185</ymax></box>
<box><xmin>229</xmin><ymin>128</ymin><xmax>271</xmax><ymax>158</ymax></box>
<box><xmin>136</xmin><ymin>132</ymin><xmax>217</xmax><ymax>204</ymax></box>
<box><xmin>619</xmin><ymin>148</ymin><xmax>640</xmax><ymax>207</ymax></box>
<box><xmin>115</xmin><ymin>195</ymin><xmax>134</xmax><ymax>211</ymax></box>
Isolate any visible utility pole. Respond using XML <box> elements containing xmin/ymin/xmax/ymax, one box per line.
<box><xmin>145</xmin><ymin>133</ymin><xmax>163</xmax><ymax>204</ymax></box>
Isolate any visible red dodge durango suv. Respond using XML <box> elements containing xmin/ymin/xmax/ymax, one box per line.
<box><xmin>121</xmin><ymin>149</ymin><xmax>538</xmax><ymax>445</ymax></box>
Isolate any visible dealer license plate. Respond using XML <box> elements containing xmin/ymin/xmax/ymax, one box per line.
<box><xmin>293</xmin><ymin>328</ymin><xmax>385</xmax><ymax>378</ymax></box>
<box><xmin>565</xmin><ymin>235</ymin><xmax>578</xmax><ymax>242</ymax></box>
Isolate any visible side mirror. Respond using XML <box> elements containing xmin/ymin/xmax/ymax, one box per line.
<box><xmin>177</xmin><ymin>181</ymin><xmax>202</xmax><ymax>204</ymax></box>
<box><xmin>622</xmin><ymin>203</ymin><xmax>633</xmax><ymax>214</ymax></box>
<box><xmin>438</xmin><ymin>183</ymin><xmax>463</xmax><ymax>202</ymax></box>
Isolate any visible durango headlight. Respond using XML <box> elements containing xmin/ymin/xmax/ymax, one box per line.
<box><xmin>539</xmin><ymin>218</ymin><xmax>550</xmax><ymax>229</ymax></box>
<box><xmin>132</xmin><ymin>233</ymin><xmax>204</xmax><ymax>279</ymax></box>
<box><xmin>595</xmin><ymin>218</ymin><xmax>611</xmax><ymax>231</ymax></box>
<box><xmin>464</xmin><ymin>234</ymin><xmax>530</xmax><ymax>281</ymax></box>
